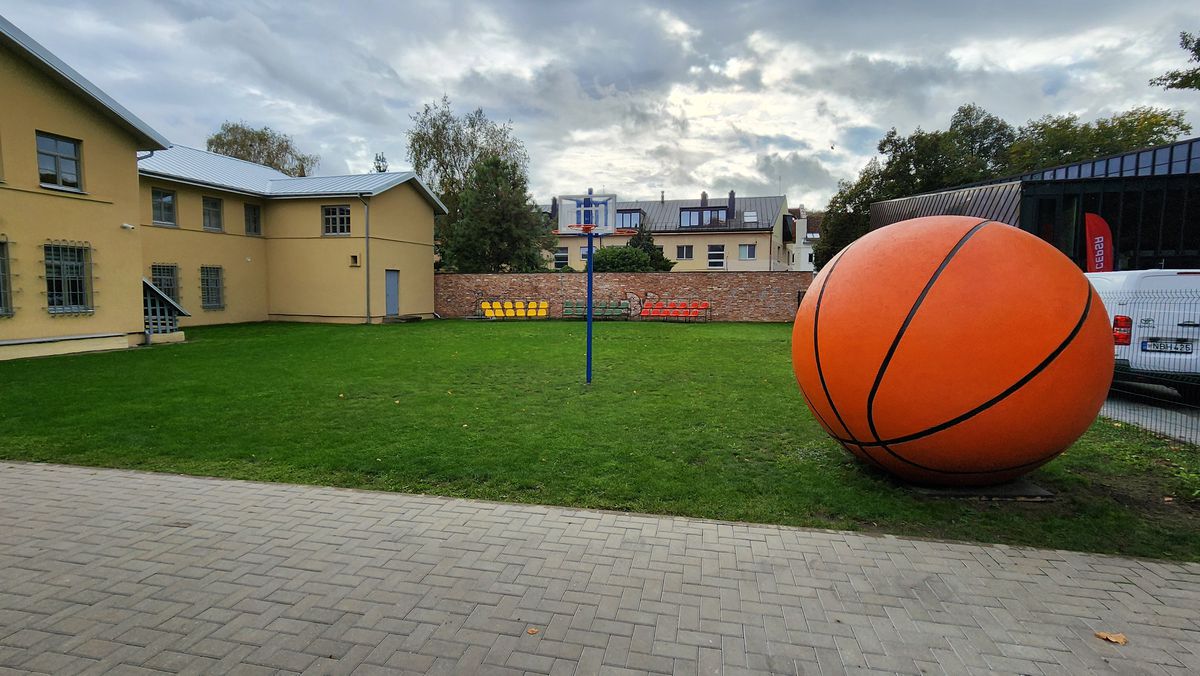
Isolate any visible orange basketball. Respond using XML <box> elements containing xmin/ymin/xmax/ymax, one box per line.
<box><xmin>792</xmin><ymin>216</ymin><xmax>1113</xmax><ymax>486</ymax></box>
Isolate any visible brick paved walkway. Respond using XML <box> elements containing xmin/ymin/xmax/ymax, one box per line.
<box><xmin>1</xmin><ymin>463</ymin><xmax>1198</xmax><ymax>675</ymax></box>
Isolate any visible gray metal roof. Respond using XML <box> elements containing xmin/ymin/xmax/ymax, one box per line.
<box><xmin>546</xmin><ymin>194</ymin><xmax>787</xmax><ymax>233</ymax></box>
<box><xmin>869</xmin><ymin>181</ymin><xmax>1022</xmax><ymax>231</ymax></box>
<box><xmin>139</xmin><ymin>145</ymin><xmax>288</xmax><ymax>194</ymax></box>
<box><xmin>138</xmin><ymin>146</ymin><xmax>447</xmax><ymax>214</ymax></box>
<box><xmin>0</xmin><ymin>15</ymin><xmax>169</xmax><ymax>150</ymax></box>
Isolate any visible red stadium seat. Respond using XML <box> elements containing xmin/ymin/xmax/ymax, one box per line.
<box><xmin>689</xmin><ymin>309</ymin><xmax>700</xmax><ymax>317</ymax></box>
<box><xmin>699</xmin><ymin>301</ymin><xmax>710</xmax><ymax>309</ymax></box>
<box><xmin>655</xmin><ymin>301</ymin><xmax>665</xmax><ymax>309</ymax></box>
<box><xmin>640</xmin><ymin>308</ymin><xmax>651</xmax><ymax>317</ymax></box>
<box><xmin>690</xmin><ymin>301</ymin><xmax>700</xmax><ymax>308</ymax></box>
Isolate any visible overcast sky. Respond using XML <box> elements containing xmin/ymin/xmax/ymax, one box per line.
<box><xmin>3</xmin><ymin>1</ymin><xmax>1198</xmax><ymax>209</ymax></box>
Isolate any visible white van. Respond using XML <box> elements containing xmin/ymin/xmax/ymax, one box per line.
<box><xmin>1086</xmin><ymin>270</ymin><xmax>1200</xmax><ymax>402</ymax></box>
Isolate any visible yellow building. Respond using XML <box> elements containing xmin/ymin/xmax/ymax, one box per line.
<box><xmin>547</xmin><ymin>192</ymin><xmax>793</xmax><ymax>271</ymax></box>
<box><xmin>0</xmin><ymin>17</ymin><xmax>443</xmax><ymax>361</ymax></box>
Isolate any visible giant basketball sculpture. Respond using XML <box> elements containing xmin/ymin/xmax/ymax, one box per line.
<box><xmin>792</xmin><ymin>216</ymin><xmax>1113</xmax><ymax>486</ymax></box>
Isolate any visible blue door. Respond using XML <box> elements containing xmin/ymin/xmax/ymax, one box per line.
<box><xmin>385</xmin><ymin>269</ymin><xmax>400</xmax><ymax>316</ymax></box>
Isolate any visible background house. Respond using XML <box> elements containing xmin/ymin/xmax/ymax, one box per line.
<box><xmin>545</xmin><ymin>191</ymin><xmax>792</xmax><ymax>271</ymax></box>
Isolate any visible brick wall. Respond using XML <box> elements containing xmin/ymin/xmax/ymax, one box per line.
<box><xmin>435</xmin><ymin>271</ymin><xmax>813</xmax><ymax>322</ymax></box>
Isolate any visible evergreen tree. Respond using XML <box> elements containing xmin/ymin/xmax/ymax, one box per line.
<box><xmin>441</xmin><ymin>154</ymin><xmax>554</xmax><ymax>273</ymax></box>
<box><xmin>625</xmin><ymin>226</ymin><xmax>675</xmax><ymax>271</ymax></box>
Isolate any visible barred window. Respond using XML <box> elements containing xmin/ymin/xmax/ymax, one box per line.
<box><xmin>202</xmin><ymin>197</ymin><xmax>223</xmax><ymax>231</ymax></box>
<box><xmin>553</xmin><ymin>247</ymin><xmax>568</xmax><ymax>269</ymax></box>
<box><xmin>0</xmin><ymin>241</ymin><xmax>12</xmax><ymax>317</ymax></box>
<box><xmin>152</xmin><ymin>188</ymin><xmax>176</xmax><ymax>224</ymax></box>
<box><xmin>200</xmin><ymin>265</ymin><xmax>224</xmax><ymax>310</ymax></box>
<box><xmin>36</xmin><ymin>132</ymin><xmax>81</xmax><ymax>189</ymax></box>
<box><xmin>322</xmin><ymin>205</ymin><xmax>351</xmax><ymax>236</ymax></box>
<box><xmin>707</xmin><ymin>244</ymin><xmax>725</xmax><ymax>269</ymax></box>
<box><xmin>151</xmin><ymin>263</ymin><xmax>180</xmax><ymax>302</ymax></box>
<box><xmin>43</xmin><ymin>244</ymin><xmax>92</xmax><ymax>313</ymax></box>
<box><xmin>244</xmin><ymin>204</ymin><xmax>262</xmax><ymax>236</ymax></box>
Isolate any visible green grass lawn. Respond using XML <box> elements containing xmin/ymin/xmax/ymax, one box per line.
<box><xmin>2</xmin><ymin>320</ymin><xmax>1198</xmax><ymax>560</ymax></box>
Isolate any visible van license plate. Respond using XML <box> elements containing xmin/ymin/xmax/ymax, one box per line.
<box><xmin>1142</xmin><ymin>341</ymin><xmax>1193</xmax><ymax>353</ymax></box>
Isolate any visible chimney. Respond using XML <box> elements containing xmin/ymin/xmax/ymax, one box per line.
<box><xmin>549</xmin><ymin>196</ymin><xmax>558</xmax><ymax>224</ymax></box>
<box><xmin>660</xmin><ymin>190</ymin><xmax>664</xmax><ymax>204</ymax></box>
<box><xmin>728</xmin><ymin>190</ymin><xmax>736</xmax><ymax>219</ymax></box>
<box><xmin>700</xmin><ymin>191</ymin><xmax>709</xmax><ymax>207</ymax></box>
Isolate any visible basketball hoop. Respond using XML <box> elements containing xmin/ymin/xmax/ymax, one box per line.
<box><xmin>566</xmin><ymin>224</ymin><xmax>598</xmax><ymax>234</ymax></box>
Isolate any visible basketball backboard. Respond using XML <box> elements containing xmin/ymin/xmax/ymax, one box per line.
<box><xmin>558</xmin><ymin>192</ymin><xmax>617</xmax><ymax>236</ymax></box>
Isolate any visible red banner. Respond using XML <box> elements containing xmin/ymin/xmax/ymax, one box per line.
<box><xmin>1084</xmin><ymin>212</ymin><xmax>1114</xmax><ymax>272</ymax></box>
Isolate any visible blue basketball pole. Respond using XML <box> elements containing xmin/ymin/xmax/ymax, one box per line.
<box><xmin>586</xmin><ymin>229</ymin><xmax>594</xmax><ymax>385</ymax></box>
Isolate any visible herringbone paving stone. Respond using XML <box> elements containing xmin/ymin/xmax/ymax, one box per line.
<box><xmin>0</xmin><ymin>463</ymin><xmax>1197</xmax><ymax>675</ymax></box>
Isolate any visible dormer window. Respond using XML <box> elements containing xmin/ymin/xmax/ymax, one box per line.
<box><xmin>680</xmin><ymin>207</ymin><xmax>727</xmax><ymax>227</ymax></box>
<box><xmin>616</xmin><ymin>210</ymin><xmax>642</xmax><ymax>229</ymax></box>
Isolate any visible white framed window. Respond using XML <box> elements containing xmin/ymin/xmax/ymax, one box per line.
<box><xmin>707</xmin><ymin>244</ymin><xmax>725</xmax><ymax>269</ymax></box>
<box><xmin>202</xmin><ymin>197</ymin><xmax>223</xmax><ymax>232</ymax></box>
<box><xmin>676</xmin><ymin>245</ymin><xmax>693</xmax><ymax>260</ymax></box>
<box><xmin>739</xmin><ymin>243</ymin><xmax>756</xmax><ymax>260</ymax></box>
<box><xmin>554</xmin><ymin>247</ymin><xmax>568</xmax><ymax>269</ymax></box>
<box><xmin>36</xmin><ymin>131</ymin><xmax>82</xmax><ymax>190</ymax></box>
<box><xmin>152</xmin><ymin>188</ymin><xmax>176</xmax><ymax>225</ymax></box>
<box><xmin>200</xmin><ymin>265</ymin><xmax>224</xmax><ymax>310</ymax></box>
<box><xmin>579</xmin><ymin>246</ymin><xmax>590</xmax><ymax>260</ymax></box>
<box><xmin>43</xmin><ymin>243</ymin><xmax>92</xmax><ymax>313</ymax></box>
<box><xmin>616</xmin><ymin>210</ymin><xmax>642</xmax><ymax>229</ymax></box>
<box><xmin>323</xmin><ymin>205</ymin><xmax>351</xmax><ymax>236</ymax></box>
<box><xmin>151</xmin><ymin>263</ymin><xmax>180</xmax><ymax>302</ymax></box>
<box><xmin>244</xmin><ymin>204</ymin><xmax>262</xmax><ymax>236</ymax></box>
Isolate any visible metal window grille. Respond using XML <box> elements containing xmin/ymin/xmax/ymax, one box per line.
<box><xmin>676</xmin><ymin>245</ymin><xmax>693</xmax><ymax>260</ymax></box>
<box><xmin>245</xmin><ymin>204</ymin><xmax>262</xmax><ymax>236</ymax></box>
<box><xmin>43</xmin><ymin>243</ymin><xmax>92</xmax><ymax>313</ymax></box>
<box><xmin>143</xmin><ymin>284</ymin><xmax>180</xmax><ymax>334</ymax></box>
<box><xmin>553</xmin><ymin>247</ymin><xmax>568</xmax><ymax>269</ymax></box>
<box><xmin>36</xmin><ymin>132</ymin><xmax>81</xmax><ymax>189</ymax></box>
<box><xmin>323</xmin><ymin>205</ymin><xmax>351</xmax><ymax>235</ymax></box>
<box><xmin>202</xmin><ymin>197</ymin><xmax>223</xmax><ymax>231</ymax></box>
<box><xmin>152</xmin><ymin>189</ymin><xmax>176</xmax><ymax>224</ymax></box>
<box><xmin>200</xmin><ymin>265</ymin><xmax>224</xmax><ymax>309</ymax></box>
<box><xmin>151</xmin><ymin>263</ymin><xmax>180</xmax><ymax>302</ymax></box>
<box><xmin>707</xmin><ymin>244</ymin><xmax>725</xmax><ymax>269</ymax></box>
<box><xmin>0</xmin><ymin>240</ymin><xmax>12</xmax><ymax>317</ymax></box>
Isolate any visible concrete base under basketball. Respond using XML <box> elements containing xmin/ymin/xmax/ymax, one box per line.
<box><xmin>906</xmin><ymin>476</ymin><xmax>1055</xmax><ymax>501</ymax></box>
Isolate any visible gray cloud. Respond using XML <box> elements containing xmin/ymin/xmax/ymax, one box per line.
<box><xmin>2</xmin><ymin>0</ymin><xmax>1196</xmax><ymax>208</ymax></box>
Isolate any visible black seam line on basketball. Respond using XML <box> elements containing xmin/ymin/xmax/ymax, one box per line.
<box><xmin>811</xmin><ymin>246</ymin><xmax>860</xmax><ymax>445</ymax></box>
<box><xmin>840</xmin><ymin>283</ymin><xmax>1095</xmax><ymax>456</ymax></box>
<box><xmin>865</xmin><ymin>219</ymin><xmax>994</xmax><ymax>445</ymax></box>
<box><xmin>875</xmin><ymin>439</ymin><xmax>1054</xmax><ymax>475</ymax></box>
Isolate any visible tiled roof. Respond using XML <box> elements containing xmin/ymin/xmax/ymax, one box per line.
<box><xmin>0</xmin><ymin>15</ymin><xmax>169</xmax><ymax>150</ymax></box>
<box><xmin>138</xmin><ymin>146</ymin><xmax>447</xmax><ymax>214</ymax></box>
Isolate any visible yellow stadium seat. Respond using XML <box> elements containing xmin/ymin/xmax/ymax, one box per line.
<box><xmin>481</xmin><ymin>301</ymin><xmax>492</xmax><ymax>310</ymax></box>
<box><xmin>484</xmin><ymin>309</ymin><xmax>495</xmax><ymax>318</ymax></box>
<box><xmin>515</xmin><ymin>301</ymin><xmax>525</xmax><ymax>310</ymax></box>
<box><xmin>503</xmin><ymin>301</ymin><xmax>513</xmax><ymax>309</ymax></box>
<box><xmin>539</xmin><ymin>301</ymin><xmax>549</xmax><ymax>310</ymax></box>
<box><xmin>505</xmin><ymin>309</ymin><xmax>514</xmax><ymax>317</ymax></box>
<box><xmin>537</xmin><ymin>308</ymin><xmax>548</xmax><ymax>317</ymax></box>
<box><xmin>516</xmin><ymin>308</ymin><xmax>526</xmax><ymax>317</ymax></box>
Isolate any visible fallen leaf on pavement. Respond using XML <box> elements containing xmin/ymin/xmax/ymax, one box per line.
<box><xmin>526</xmin><ymin>628</ymin><xmax>540</xmax><ymax>635</ymax></box>
<box><xmin>1094</xmin><ymin>631</ymin><xmax>1127</xmax><ymax>645</ymax></box>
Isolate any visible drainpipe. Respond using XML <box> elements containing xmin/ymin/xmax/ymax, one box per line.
<box><xmin>358</xmin><ymin>193</ymin><xmax>371</xmax><ymax>324</ymax></box>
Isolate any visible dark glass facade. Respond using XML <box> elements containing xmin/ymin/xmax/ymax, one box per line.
<box><xmin>870</xmin><ymin>136</ymin><xmax>1200</xmax><ymax>271</ymax></box>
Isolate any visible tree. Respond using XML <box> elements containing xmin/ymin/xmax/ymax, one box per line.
<box><xmin>1007</xmin><ymin>107</ymin><xmax>1191</xmax><ymax>173</ymax></box>
<box><xmin>591</xmin><ymin>246</ymin><xmax>654</xmax><ymax>272</ymax></box>
<box><xmin>373</xmin><ymin>152</ymin><xmax>388</xmax><ymax>173</ymax></box>
<box><xmin>625</xmin><ymin>226</ymin><xmax>675</xmax><ymax>271</ymax></box>
<box><xmin>813</xmin><ymin>159</ymin><xmax>884</xmax><ymax>269</ymax></box>
<box><xmin>406</xmin><ymin>96</ymin><xmax>529</xmax><ymax>256</ymax></box>
<box><xmin>1150</xmin><ymin>31</ymin><xmax>1200</xmax><ymax>91</ymax></box>
<box><xmin>205</xmin><ymin>121</ymin><xmax>319</xmax><ymax>177</ymax></box>
<box><xmin>948</xmin><ymin>103</ymin><xmax>1015</xmax><ymax>177</ymax></box>
<box><xmin>440</xmin><ymin>154</ymin><xmax>554</xmax><ymax>273</ymax></box>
